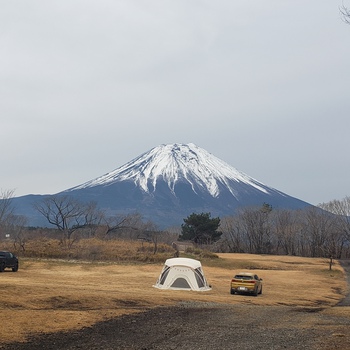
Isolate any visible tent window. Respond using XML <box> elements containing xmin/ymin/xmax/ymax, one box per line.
<box><xmin>194</xmin><ymin>268</ymin><xmax>206</xmax><ymax>288</ymax></box>
<box><xmin>159</xmin><ymin>266</ymin><xmax>170</xmax><ymax>285</ymax></box>
<box><xmin>171</xmin><ymin>278</ymin><xmax>191</xmax><ymax>289</ymax></box>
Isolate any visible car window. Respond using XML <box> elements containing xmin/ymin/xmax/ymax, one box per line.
<box><xmin>234</xmin><ymin>275</ymin><xmax>253</xmax><ymax>280</ymax></box>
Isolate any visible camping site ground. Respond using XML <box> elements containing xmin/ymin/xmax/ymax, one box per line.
<box><xmin>0</xmin><ymin>253</ymin><xmax>349</xmax><ymax>346</ymax></box>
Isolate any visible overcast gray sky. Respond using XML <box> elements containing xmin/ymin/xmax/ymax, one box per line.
<box><xmin>1</xmin><ymin>0</ymin><xmax>350</xmax><ymax>206</ymax></box>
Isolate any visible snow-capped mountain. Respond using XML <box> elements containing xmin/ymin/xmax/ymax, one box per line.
<box><xmin>60</xmin><ymin>143</ymin><xmax>310</xmax><ymax>227</ymax></box>
<box><xmin>67</xmin><ymin>143</ymin><xmax>268</xmax><ymax>197</ymax></box>
<box><xmin>11</xmin><ymin>143</ymin><xmax>311</xmax><ymax>228</ymax></box>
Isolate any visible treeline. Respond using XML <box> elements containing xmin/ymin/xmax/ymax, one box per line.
<box><xmin>218</xmin><ymin>200</ymin><xmax>350</xmax><ymax>259</ymax></box>
<box><xmin>1</xmin><ymin>190</ymin><xmax>350</xmax><ymax>259</ymax></box>
<box><xmin>0</xmin><ymin>191</ymin><xmax>179</xmax><ymax>255</ymax></box>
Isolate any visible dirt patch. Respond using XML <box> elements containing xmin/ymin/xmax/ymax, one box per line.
<box><xmin>1</xmin><ymin>303</ymin><xmax>350</xmax><ymax>350</ymax></box>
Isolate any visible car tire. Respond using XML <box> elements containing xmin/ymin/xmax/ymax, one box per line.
<box><xmin>0</xmin><ymin>262</ymin><xmax>4</xmax><ymax>272</ymax></box>
<box><xmin>259</xmin><ymin>286</ymin><xmax>262</xmax><ymax>295</ymax></box>
<box><xmin>12</xmin><ymin>264</ymin><xmax>18</xmax><ymax>272</ymax></box>
<box><xmin>253</xmin><ymin>288</ymin><xmax>258</xmax><ymax>296</ymax></box>
<box><xmin>230</xmin><ymin>289</ymin><xmax>235</xmax><ymax>295</ymax></box>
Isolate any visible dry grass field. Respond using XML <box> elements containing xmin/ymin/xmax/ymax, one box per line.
<box><xmin>0</xmin><ymin>252</ymin><xmax>348</xmax><ymax>345</ymax></box>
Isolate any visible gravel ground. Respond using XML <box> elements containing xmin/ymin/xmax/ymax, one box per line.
<box><xmin>2</xmin><ymin>302</ymin><xmax>350</xmax><ymax>350</ymax></box>
<box><xmin>2</xmin><ymin>261</ymin><xmax>350</xmax><ymax>350</ymax></box>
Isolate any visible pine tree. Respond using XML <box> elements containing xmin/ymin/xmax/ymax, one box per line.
<box><xmin>179</xmin><ymin>212</ymin><xmax>222</xmax><ymax>245</ymax></box>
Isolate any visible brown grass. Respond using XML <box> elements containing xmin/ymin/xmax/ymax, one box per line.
<box><xmin>0</xmin><ymin>252</ymin><xmax>348</xmax><ymax>344</ymax></box>
<box><xmin>5</xmin><ymin>238</ymin><xmax>175</xmax><ymax>263</ymax></box>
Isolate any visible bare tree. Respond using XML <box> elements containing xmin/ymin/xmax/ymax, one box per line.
<box><xmin>0</xmin><ymin>189</ymin><xmax>15</xmax><ymax>225</ymax></box>
<box><xmin>272</xmin><ymin>209</ymin><xmax>299</xmax><ymax>255</ymax></box>
<box><xmin>0</xmin><ymin>189</ymin><xmax>16</xmax><ymax>241</ymax></box>
<box><xmin>137</xmin><ymin>221</ymin><xmax>161</xmax><ymax>254</ymax></box>
<box><xmin>7</xmin><ymin>215</ymin><xmax>28</xmax><ymax>252</ymax></box>
<box><xmin>340</xmin><ymin>3</ymin><xmax>350</xmax><ymax>24</ymax></box>
<box><xmin>302</xmin><ymin>207</ymin><xmax>336</xmax><ymax>257</ymax></box>
<box><xmin>101</xmin><ymin>212</ymin><xmax>144</xmax><ymax>238</ymax></box>
<box><xmin>239</xmin><ymin>204</ymin><xmax>272</xmax><ymax>254</ymax></box>
<box><xmin>220</xmin><ymin>216</ymin><xmax>245</xmax><ymax>253</ymax></box>
<box><xmin>319</xmin><ymin>197</ymin><xmax>350</xmax><ymax>239</ymax></box>
<box><xmin>271</xmin><ymin>209</ymin><xmax>303</xmax><ymax>255</ymax></box>
<box><xmin>34</xmin><ymin>195</ymin><xmax>102</xmax><ymax>247</ymax></box>
<box><xmin>319</xmin><ymin>198</ymin><xmax>350</xmax><ymax>257</ymax></box>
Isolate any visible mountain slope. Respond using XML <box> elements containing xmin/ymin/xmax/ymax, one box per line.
<box><xmin>61</xmin><ymin>143</ymin><xmax>310</xmax><ymax>226</ymax></box>
<box><xmin>11</xmin><ymin>143</ymin><xmax>311</xmax><ymax>228</ymax></box>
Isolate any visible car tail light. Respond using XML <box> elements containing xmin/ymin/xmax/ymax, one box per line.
<box><xmin>231</xmin><ymin>279</ymin><xmax>255</xmax><ymax>284</ymax></box>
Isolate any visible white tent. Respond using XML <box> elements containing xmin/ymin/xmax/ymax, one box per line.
<box><xmin>153</xmin><ymin>257</ymin><xmax>211</xmax><ymax>291</ymax></box>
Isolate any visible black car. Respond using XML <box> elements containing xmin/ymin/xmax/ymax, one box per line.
<box><xmin>0</xmin><ymin>251</ymin><xmax>19</xmax><ymax>272</ymax></box>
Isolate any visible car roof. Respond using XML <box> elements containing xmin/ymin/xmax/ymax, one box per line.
<box><xmin>235</xmin><ymin>272</ymin><xmax>255</xmax><ymax>277</ymax></box>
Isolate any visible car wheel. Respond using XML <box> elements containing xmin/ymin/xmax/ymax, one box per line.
<box><xmin>0</xmin><ymin>262</ymin><xmax>4</xmax><ymax>272</ymax></box>
<box><xmin>253</xmin><ymin>288</ymin><xmax>258</xmax><ymax>296</ymax></box>
<box><xmin>230</xmin><ymin>289</ymin><xmax>235</xmax><ymax>295</ymax></box>
<box><xmin>12</xmin><ymin>264</ymin><xmax>18</xmax><ymax>272</ymax></box>
<box><xmin>259</xmin><ymin>286</ymin><xmax>262</xmax><ymax>295</ymax></box>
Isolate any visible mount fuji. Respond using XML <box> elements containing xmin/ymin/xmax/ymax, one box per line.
<box><xmin>12</xmin><ymin>143</ymin><xmax>311</xmax><ymax>228</ymax></box>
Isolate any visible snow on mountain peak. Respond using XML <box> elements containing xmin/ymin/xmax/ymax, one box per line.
<box><xmin>69</xmin><ymin>143</ymin><xmax>269</xmax><ymax>197</ymax></box>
